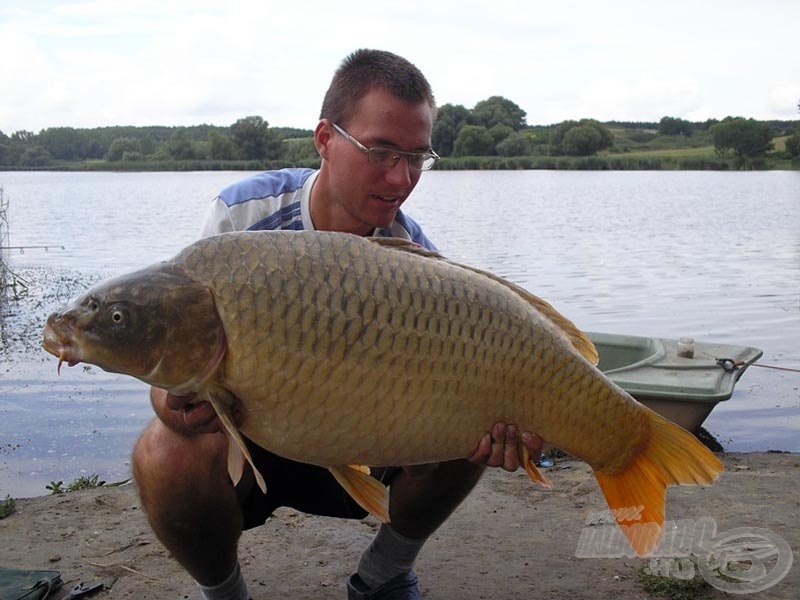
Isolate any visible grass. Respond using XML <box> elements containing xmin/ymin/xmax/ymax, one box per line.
<box><xmin>46</xmin><ymin>473</ymin><xmax>106</xmax><ymax>495</ymax></box>
<box><xmin>636</xmin><ymin>562</ymin><xmax>716</xmax><ymax>600</ymax></box>
<box><xmin>0</xmin><ymin>476</ymin><xmax>111</xmax><ymax>520</ymax></box>
<box><xmin>610</xmin><ymin>145</ymin><xmax>717</xmax><ymax>160</ymax></box>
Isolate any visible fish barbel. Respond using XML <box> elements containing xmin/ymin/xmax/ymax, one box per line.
<box><xmin>42</xmin><ymin>231</ymin><xmax>722</xmax><ymax>556</ymax></box>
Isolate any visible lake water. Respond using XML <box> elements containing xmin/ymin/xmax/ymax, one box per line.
<box><xmin>1</xmin><ymin>169</ymin><xmax>798</xmax><ymax>498</ymax></box>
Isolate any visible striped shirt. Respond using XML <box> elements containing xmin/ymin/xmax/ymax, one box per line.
<box><xmin>200</xmin><ymin>168</ymin><xmax>436</xmax><ymax>250</ymax></box>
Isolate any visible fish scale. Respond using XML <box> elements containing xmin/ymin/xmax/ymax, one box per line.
<box><xmin>175</xmin><ymin>232</ymin><xmax>637</xmax><ymax>468</ymax></box>
<box><xmin>43</xmin><ymin>230</ymin><xmax>723</xmax><ymax>557</ymax></box>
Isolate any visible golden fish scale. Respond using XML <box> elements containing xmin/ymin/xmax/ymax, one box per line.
<box><xmin>176</xmin><ymin>232</ymin><xmax>648</xmax><ymax>473</ymax></box>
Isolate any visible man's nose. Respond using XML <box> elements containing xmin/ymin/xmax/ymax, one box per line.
<box><xmin>384</xmin><ymin>156</ymin><xmax>413</xmax><ymax>186</ymax></box>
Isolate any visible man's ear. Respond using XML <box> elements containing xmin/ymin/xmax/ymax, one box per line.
<box><xmin>314</xmin><ymin>119</ymin><xmax>333</xmax><ymax>160</ymax></box>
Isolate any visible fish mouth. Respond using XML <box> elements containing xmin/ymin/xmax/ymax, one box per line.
<box><xmin>42</xmin><ymin>321</ymin><xmax>82</xmax><ymax>374</ymax></box>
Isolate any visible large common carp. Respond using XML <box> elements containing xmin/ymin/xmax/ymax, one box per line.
<box><xmin>42</xmin><ymin>231</ymin><xmax>722</xmax><ymax>556</ymax></box>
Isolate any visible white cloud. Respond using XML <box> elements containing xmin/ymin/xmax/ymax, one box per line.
<box><xmin>1</xmin><ymin>0</ymin><xmax>798</xmax><ymax>132</ymax></box>
<box><xmin>767</xmin><ymin>83</ymin><xmax>800</xmax><ymax>118</ymax></box>
<box><xmin>571</xmin><ymin>77</ymin><xmax>706</xmax><ymax>123</ymax></box>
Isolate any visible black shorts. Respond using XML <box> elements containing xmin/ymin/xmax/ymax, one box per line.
<box><xmin>241</xmin><ymin>437</ymin><xmax>389</xmax><ymax>529</ymax></box>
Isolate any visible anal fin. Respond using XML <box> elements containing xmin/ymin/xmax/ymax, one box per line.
<box><xmin>329</xmin><ymin>465</ymin><xmax>390</xmax><ymax>522</ymax></box>
<box><xmin>519</xmin><ymin>444</ymin><xmax>553</xmax><ymax>489</ymax></box>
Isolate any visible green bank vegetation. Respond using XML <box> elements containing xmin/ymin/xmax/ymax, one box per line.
<box><xmin>635</xmin><ymin>562</ymin><xmax>715</xmax><ymax>600</ymax></box>
<box><xmin>1</xmin><ymin>97</ymin><xmax>798</xmax><ymax>171</ymax></box>
<box><xmin>46</xmin><ymin>474</ymin><xmax>106</xmax><ymax>495</ymax></box>
<box><xmin>0</xmin><ymin>494</ymin><xmax>15</xmax><ymax>518</ymax></box>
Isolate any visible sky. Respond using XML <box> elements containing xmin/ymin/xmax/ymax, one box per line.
<box><xmin>1</xmin><ymin>0</ymin><xmax>798</xmax><ymax>133</ymax></box>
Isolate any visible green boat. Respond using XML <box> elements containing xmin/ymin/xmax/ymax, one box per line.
<box><xmin>588</xmin><ymin>332</ymin><xmax>763</xmax><ymax>433</ymax></box>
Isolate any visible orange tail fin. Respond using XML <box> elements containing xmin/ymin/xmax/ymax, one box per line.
<box><xmin>594</xmin><ymin>410</ymin><xmax>723</xmax><ymax>557</ymax></box>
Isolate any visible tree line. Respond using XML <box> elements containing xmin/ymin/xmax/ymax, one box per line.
<box><xmin>1</xmin><ymin>96</ymin><xmax>798</xmax><ymax>169</ymax></box>
<box><xmin>432</xmin><ymin>97</ymin><xmax>799</xmax><ymax>161</ymax></box>
<box><xmin>0</xmin><ymin>116</ymin><xmax>315</xmax><ymax>168</ymax></box>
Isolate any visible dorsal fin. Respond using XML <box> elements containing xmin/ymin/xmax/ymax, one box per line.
<box><xmin>368</xmin><ymin>236</ymin><xmax>598</xmax><ymax>366</ymax></box>
<box><xmin>367</xmin><ymin>236</ymin><xmax>444</xmax><ymax>258</ymax></box>
<box><xmin>455</xmin><ymin>264</ymin><xmax>599</xmax><ymax>366</ymax></box>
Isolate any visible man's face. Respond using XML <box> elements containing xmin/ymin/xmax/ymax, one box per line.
<box><xmin>314</xmin><ymin>86</ymin><xmax>435</xmax><ymax>235</ymax></box>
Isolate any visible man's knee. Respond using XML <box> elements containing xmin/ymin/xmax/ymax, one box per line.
<box><xmin>132</xmin><ymin>419</ymin><xmax>175</xmax><ymax>478</ymax></box>
<box><xmin>132</xmin><ymin>419</ymin><xmax>227</xmax><ymax>490</ymax></box>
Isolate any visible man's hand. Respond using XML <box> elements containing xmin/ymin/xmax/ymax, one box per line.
<box><xmin>468</xmin><ymin>422</ymin><xmax>543</xmax><ymax>472</ymax></box>
<box><xmin>149</xmin><ymin>387</ymin><xmax>227</xmax><ymax>436</ymax></box>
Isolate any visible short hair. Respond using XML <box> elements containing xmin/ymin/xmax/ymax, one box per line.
<box><xmin>320</xmin><ymin>49</ymin><xmax>436</xmax><ymax>125</ymax></box>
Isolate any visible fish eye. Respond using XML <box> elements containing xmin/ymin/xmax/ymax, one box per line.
<box><xmin>109</xmin><ymin>305</ymin><xmax>129</xmax><ymax>326</ymax></box>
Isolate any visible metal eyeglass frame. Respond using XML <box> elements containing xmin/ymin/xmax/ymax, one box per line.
<box><xmin>331</xmin><ymin>122</ymin><xmax>439</xmax><ymax>171</ymax></box>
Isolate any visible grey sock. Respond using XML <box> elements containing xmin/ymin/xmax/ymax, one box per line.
<box><xmin>197</xmin><ymin>562</ymin><xmax>250</xmax><ymax>600</ymax></box>
<box><xmin>357</xmin><ymin>524</ymin><xmax>426</xmax><ymax>589</ymax></box>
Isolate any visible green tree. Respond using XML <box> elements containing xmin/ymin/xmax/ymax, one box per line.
<box><xmin>452</xmin><ymin>125</ymin><xmax>494</xmax><ymax>156</ymax></box>
<box><xmin>471</xmin><ymin>96</ymin><xmax>527</xmax><ymax>130</ymax></box>
<box><xmin>280</xmin><ymin>137</ymin><xmax>318</xmax><ymax>164</ymax></box>
<box><xmin>208</xmin><ymin>131</ymin><xmax>239</xmax><ymax>160</ymax></box>
<box><xmin>711</xmin><ymin>118</ymin><xmax>773</xmax><ymax>158</ymax></box>
<box><xmin>0</xmin><ymin>130</ymin><xmax>9</xmax><ymax>164</ymax></box>
<box><xmin>432</xmin><ymin>103</ymin><xmax>471</xmax><ymax>157</ymax></box>
<box><xmin>11</xmin><ymin>130</ymin><xmax>34</xmax><ymax>143</ymax></box>
<box><xmin>38</xmin><ymin>127</ymin><xmax>89</xmax><ymax>160</ymax></box>
<box><xmin>18</xmin><ymin>145</ymin><xmax>52</xmax><ymax>166</ymax></box>
<box><xmin>488</xmin><ymin>123</ymin><xmax>514</xmax><ymax>147</ymax></box>
<box><xmin>0</xmin><ymin>130</ymin><xmax>26</xmax><ymax>165</ymax></box>
<box><xmin>658</xmin><ymin>116</ymin><xmax>693</xmax><ymax>137</ymax></box>
<box><xmin>562</xmin><ymin>125</ymin><xmax>604</xmax><ymax>156</ymax></box>
<box><xmin>107</xmin><ymin>137</ymin><xmax>143</xmax><ymax>161</ymax></box>
<box><xmin>550</xmin><ymin>120</ymin><xmax>613</xmax><ymax>155</ymax></box>
<box><xmin>785</xmin><ymin>131</ymin><xmax>800</xmax><ymax>157</ymax></box>
<box><xmin>549</xmin><ymin>120</ymin><xmax>578</xmax><ymax>155</ymax></box>
<box><xmin>167</xmin><ymin>128</ymin><xmax>196</xmax><ymax>160</ymax></box>
<box><xmin>231</xmin><ymin>116</ymin><xmax>282</xmax><ymax>160</ymax></box>
<box><xmin>496</xmin><ymin>131</ymin><xmax>532</xmax><ymax>157</ymax></box>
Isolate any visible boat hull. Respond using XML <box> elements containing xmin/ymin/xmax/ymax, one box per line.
<box><xmin>589</xmin><ymin>332</ymin><xmax>763</xmax><ymax>432</ymax></box>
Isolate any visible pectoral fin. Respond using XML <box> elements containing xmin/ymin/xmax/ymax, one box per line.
<box><xmin>329</xmin><ymin>465</ymin><xmax>390</xmax><ymax>523</ymax></box>
<box><xmin>204</xmin><ymin>387</ymin><xmax>267</xmax><ymax>494</ymax></box>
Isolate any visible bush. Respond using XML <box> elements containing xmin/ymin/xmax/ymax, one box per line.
<box><xmin>785</xmin><ymin>132</ymin><xmax>800</xmax><ymax>157</ymax></box>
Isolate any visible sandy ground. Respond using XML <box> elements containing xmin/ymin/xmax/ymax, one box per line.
<box><xmin>1</xmin><ymin>452</ymin><xmax>797</xmax><ymax>600</ymax></box>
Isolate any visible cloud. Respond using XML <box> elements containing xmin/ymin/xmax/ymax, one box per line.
<box><xmin>767</xmin><ymin>83</ymin><xmax>800</xmax><ymax>118</ymax></box>
<box><xmin>0</xmin><ymin>31</ymin><xmax>54</xmax><ymax>130</ymax></box>
<box><xmin>561</xmin><ymin>77</ymin><xmax>706</xmax><ymax>123</ymax></box>
<box><xmin>1</xmin><ymin>0</ymin><xmax>798</xmax><ymax>132</ymax></box>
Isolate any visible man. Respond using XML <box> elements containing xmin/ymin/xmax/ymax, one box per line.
<box><xmin>132</xmin><ymin>49</ymin><xmax>542</xmax><ymax>600</ymax></box>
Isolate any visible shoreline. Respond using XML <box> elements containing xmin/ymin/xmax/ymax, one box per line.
<box><xmin>2</xmin><ymin>451</ymin><xmax>797</xmax><ymax>599</ymax></box>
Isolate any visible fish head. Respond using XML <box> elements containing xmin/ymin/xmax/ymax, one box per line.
<box><xmin>42</xmin><ymin>266</ymin><xmax>225</xmax><ymax>391</ymax></box>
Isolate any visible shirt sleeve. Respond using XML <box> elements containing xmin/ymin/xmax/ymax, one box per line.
<box><xmin>199</xmin><ymin>197</ymin><xmax>235</xmax><ymax>238</ymax></box>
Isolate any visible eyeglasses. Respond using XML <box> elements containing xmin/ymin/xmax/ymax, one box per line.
<box><xmin>331</xmin><ymin>122</ymin><xmax>439</xmax><ymax>172</ymax></box>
